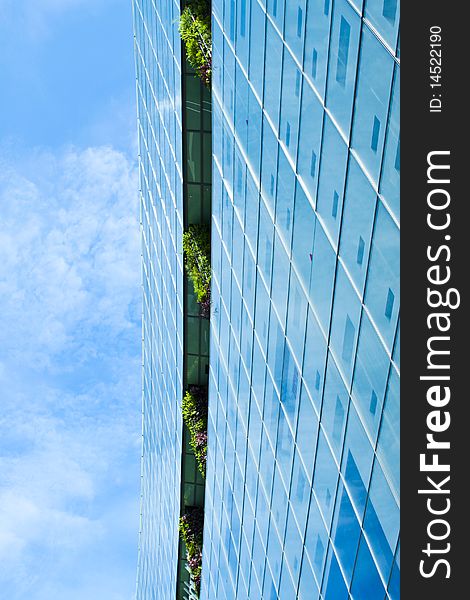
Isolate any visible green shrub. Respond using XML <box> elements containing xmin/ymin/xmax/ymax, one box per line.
<box><xmin>182</xmin><ymin>385</ymin><xmax>208</xmax><ymax>478</ymax></box>
<box><xmin>179</xmin><ymin>0</ymin><xmax>212</xmax><ymax>86</ymax></box>
<box><xmin>179</xmin><ymin>506</ymin><xmax>204</xmax><ymax>593</ymax></box>
<box><xmin>183</xmin><ymin>224</ymin><xmax>211</xmax><ymax>316</ymax></box>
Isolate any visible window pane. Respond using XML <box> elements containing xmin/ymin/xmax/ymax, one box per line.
<box><xmin>351</xmin><ymin>313</ymin><xmax>390</xmax><ymax>444</ymax></box>
<box><xmin>313</xmin><ymin>430</ymin><xmax>339</xmax><ymax>525</ymax></box>
<box><xmin>351</xmin><ymin>535</ymin><xmax>386</xmax><ymax>600</ymax></box>
<box><xmin>380</xmin><ymin>65</ymin><xmax>400</xmax><ymax>221</ymax></box>
<box><xmin>339</xmin><ymin>155</ymin><xmax>377</xmax><ymax>293</ymax></box>
<box><xmin>320</xmin><ymin>353</ymin><xmax>349</xmax><ymax>460</ymax></box>
<box><xmin>331</xmin><ymin>482</ymin><xmax>361</xmax><ymax>583</ymax></box>
<box><xmin>351</xmin><ymin>27</ymin><xmax>394</xmax><ymax>185</ymax></box>
<box><xmin>341</xmin><ymin>402</ymin><xmax>374</xmax><ymax>516</ymax></box>
<box><xmin>304</xmin><ymin>0</ymin><xmax>333</xmax><ymax>98</ymax></box>
<box><xmin>316</xmin><ymin>116</ymin><xmax>349</xmax><ymax>247</ymax></box>
<box><xmin>365</xmin><ymin>0</ymin><xmax>400</xmax><ymax>49</ymax></box>
<box><xmin>365</xmin><ymin>201</ymin><xmax>400</xmax><ymax>349</ymax></box>
<box><xmin>329</xmin><ymin>264</ymin><xmax>361</xmax><ymax>384</ymax></box>
<box><xmin>297</xmin><ymin>81</ymin><xmax>324</xmax><ymax>204</ymax></box>
<box><xmin>325</xmin><ymin>0</ymin><xmax>361</xmax><ymax>137</ymax></box>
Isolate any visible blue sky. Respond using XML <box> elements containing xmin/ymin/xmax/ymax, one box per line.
<box><xmin>0</xmin><ymin>1</ymin><xmax>141</xmax><ymax>599</ymax></box>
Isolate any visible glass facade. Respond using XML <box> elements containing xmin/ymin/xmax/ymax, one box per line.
<box><xmin>202</xmin><ymin>1</ymin><xmax>399</xmax><ymax>599</ymax></box>
<box><xmin>134</xmin><ymin>1</ymin><xmax>212</xmax><ymax>598</ymax></box>
<box><xmin>134</xmin><ymin>1</ymin><xmax>185</xmax><ymax>598</ymax></box>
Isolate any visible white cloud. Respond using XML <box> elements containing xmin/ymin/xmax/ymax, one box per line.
<box><xmin>0</xmin><ymin>145</ymin><xmax>141</xmax><ymax>599</ymax></box>
<box><xmin>0</xmin><ymin>145</ymin><xmax>140</xmax><ymax>366</ymax></box>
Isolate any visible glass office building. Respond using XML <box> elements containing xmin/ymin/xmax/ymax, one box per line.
<box><xmin>133</xmin><ymin>1</ymin><xmax>211</xmax><ymax>598</ymax></box>
<box><xmin>203</xmin><ymin>0</ymin><xmax>399</xmax><ymax>599</ymax></box>
<box><xmin>133</xmin><ymin>0</ymin><xmax>400</xmax><ymax>599</ymax></box>
<box><xmin>133</xmin><ymin>0</ymin><xmax>184</xmax><ymax>598</ymax></box>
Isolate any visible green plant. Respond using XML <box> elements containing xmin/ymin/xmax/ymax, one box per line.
<box><xmin>179</xmin><ymin>506</ymin><xmax>204</xmax><ymax>593</ymax></box>
<box><xmin>179</xmin><ymin>0</ymin><xmax>212</xmax><ymax>86</ymax></box>
<box><xmin>182</xmin><ymin>385</ymin><xmax>208</xmax><ymax>478</ymax></box>
<box><xmin>183</xmin><ymin>224</ymin><xmax>211</xmax><ymax>317</ymax></box>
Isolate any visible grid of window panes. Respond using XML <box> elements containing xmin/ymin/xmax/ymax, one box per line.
<box><xmin>134</xmin><ymin>1</ymin><xmax>185</xmax><ymax>599</ymax></box>
<box><xmin>202</xmin><ymin>1</ymin><xmax>399</xmax><ymax>599</ymax></box>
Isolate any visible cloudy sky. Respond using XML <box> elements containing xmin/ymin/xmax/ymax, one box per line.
<box><xmin>0</xmin><ymin>1</ymin><xmax>141</xmax><ymax>598</ymax></box>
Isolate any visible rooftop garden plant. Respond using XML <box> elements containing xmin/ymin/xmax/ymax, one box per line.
<box><xmin>179</xmin><ymin>505</ymin><xmax>204</xmax><ymax>594</ymax></box>
<box><xmin>179</xmin><ymin>0</ymin><xmax>212</xmax><ymax>87</ymax></box>
<box><xmin>183</xmin><ymin>224</ymin><xmax>211</xmax><ymax>318</ymax></box>
<box><xmin>182</xmin><ymin>385</ymin><xmax>208</xmax><ymax>478</ymax></box>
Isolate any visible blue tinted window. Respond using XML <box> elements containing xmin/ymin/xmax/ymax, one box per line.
<box><xmin>254</xmin><ymin>272</ymin><xmax>271</xmax><ymax>354</ymax></box>
<box><xmin>237</xmin><ymin>0</ymin><xmax>250</xmax><ymax>69</ymax></box>
<box><xmin>267</xmin><ymin>311</ymin><xmax>285</xmax><ymax>392</ymax></box>
<box><xmin>351</xmin><ymin>27</ymin><xmax>394</xmax><ymax>184</ymax></box>
<box><xmin>309</xmin><ymin>223</ymin><xmax>337</xmax><ymax>333</ymax></box>
<box><xmin>291</xmin><ymin>183</ymin><xmax>316</xmax><ymax>290</ymax></box>
<box><xmin>392</xmin><ymin>318</ymin><xmax>400</xmax><ymax>369</ymax></box>
<box><xmin>232</xmin><ymin>219</ymin><xmax>245</xmax><ymax>290</ymax></box>
<box><xmin>298</xmin><ymin>552</ymin><xmax>320</xmax><ymax>599</ymax></box>
<box><xmin>247</xmin><ymin>87</ymin><xmax>263</xmax><ymax>175</ymax></box>
<box><xmin>326</xmin><ymin>0</ymin><xmax>361</xmax><ymax>136</ymax></box>
<box><xmin>234</xmin><ymin>147</ymin><xmax>247</xmax><ymax>222</ymax></box>
<box><xmin>264</xmin><ymin>21</ymin><xmax>283</xmax><ymax>133</ymax></box>
<box><xmin>278</xmin><ymin>561</ymin><xmax>297</xmax><ymax>598</ymax></box>
<box><xmin>304</xmin><ymin>495</ymin><xmax>328</xmax><ymax>581</ymax></box>
<box><xmin>365</xmin><ymin>0</ymin><xmax>400</xmax><ymax>49</ymax></box>
<box><xmin>283</xmin><ymin>504</ymin><xmax>304</xmax><ymax>582</ymax></box>
<box><xmin>351</xmin><ymin>535</ymin><xmax>386</xmax><ymax>599</ymax></box>
<box><xmin>281</xmin><ymin>343</ymin><xmax>301</xmax><ymax>430</ymax></box>
<box><xmin>271</xmin><ymin>232</ymin><xmax>291</xmax><ymax>327</ymax></box>
<box><xmin>243</xmin><ymin>239</ymin><xmax>256</xmax><ymax>320</ymax></box>
<box><xmin>331</xmin><ymin>482</ymin><xmax>361</xmax><ymax>583</ymax></box>
<box><xmin>267</xmin><ymin>0</ymin><xmax>286</xmax><ymax>30</ymax></box>
<box><xmin>388</xmin><ymin>544</ymin><xmax>400</xmax><ymax>600</ymax></box>
<box><xmin>271</xmin><ymin>460</ymin><xmax>289</xmax><ymax>535</ymax></box>
<box><xmin>351</xmin><ymin>313</ymin><xmax>390</xmax><ymax>443</ymax></box>
<box><xmin>276</xmin><ymin>404</ymin><xmax>295</xmax><ymax>485</ymax></box>
<box><xmin>297</xmin><ymin>81</ymin><xmax>324</xmax><ymax>204</ymax></box>
<box><xmin>304</xmin><ymin>0</ymin><xmax>332</xmax><ymax>98</ymax></box>
<box><xmin>263</xmin><ymin>371</ymin><xmax>280</xmax><ymax>448</ymax></box>
<box><xmin>322</xmin><ymin>546</ymin><xmax>348</xmax><ymax>600</ymax></box>
<box><xmin>290</xmin><ymin>448</ymin><xmax>310</xmax><ymax>528</ymax></box>
<box><xmin>286</xmin><ymin>270</ymin><xmax>308</xmax><ymax>366</ymax></box>
<box><xmin>249</xmin><ymin>0</ymin><xmax>266</xmax><ymax>95</ymax></box>
<box><xmin>335</xmin><ymin>17</ymin><xmax>350</xmax><ymax>87</ymax></box>
<box><xmin>258</xmin><ymin>431</ymin><xmax>276</xmax><ymax>512</ymax></box>
<box><xmin>252</xmin><ymin>525</ymin><xmax>267</xmax><ymax>586</ymax></box>
<box><xmin>341</xmin><ymin>403</ymin><xmax>374</xmax><ymax>516</ymax></box>
<box><xmin>296</xmin><ymin>384</ymin><xmax>320</xmax><ymax>477</ymax></box>
<box><xmin>380</xmin><ymin>66</ymin><xmax>400</xmax><ymax>221</ymax></box>
<box><xmin>280</xmin><ymin>51</ymin><xmax>302</xmax><ymax>164</ymax></box>
<box><xmin>302</xmin><ymin>306</ymin><xmax>328</xmax><ymax>412</ymax></box>
<box><xmin>235</xmin><ymin>62</ymin><xmax>249</xmax><ymax>146</ymax></box>
<box><xmin>262</xmin><ymin>565</ymin><xmax>278</xmax><ymax>600</ymax></box>
<box><xmin>316</xmin><ymin>117</ymin><xmax>348</xmax><ymax>246</ymax></box>
<box><xmin>276</xmin><ymin>150</ymin><xmax>296</xmax><ymax>250</ymax></box>
<box><xmin>321</xmin><ymin>354</ymin><xmax>349</xmax><ymax>460</ymax></box>
<box><xmin>329</xmin><ymin>264</ymin><xmax>361</xmax><ymax>384</ymax></box>
<box><xmin>261</xmin><ymin>117</ymin><xmax>279</xmax><ymax>213</ymax></box>
<box><xmin>285</xmin><ymin>0</ymin><xmax>307</xmax><ymax>61</ymax></box>
<box><xmin>313</xmin><ymin>431</ymin><xmax>338</xmax><ymax>525</ymax></box>
<box><xmin>257</xmin><ymin>199</ymin><xmax>274</xmax><ymax>287</ymax></box>
<box><xmin>365</xmin><ymin>202</ymin><xmax>400</xmax><ymax>349</ymax></box>
<box><xmin>339</xmin><ymin>156</ymin><xmax>377</xmax><ymax>293</ymax></box>
<box><xmin>364</xmin><ymin>459</ymin><xmax>400</xmax><ymax>580</ymax></box>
